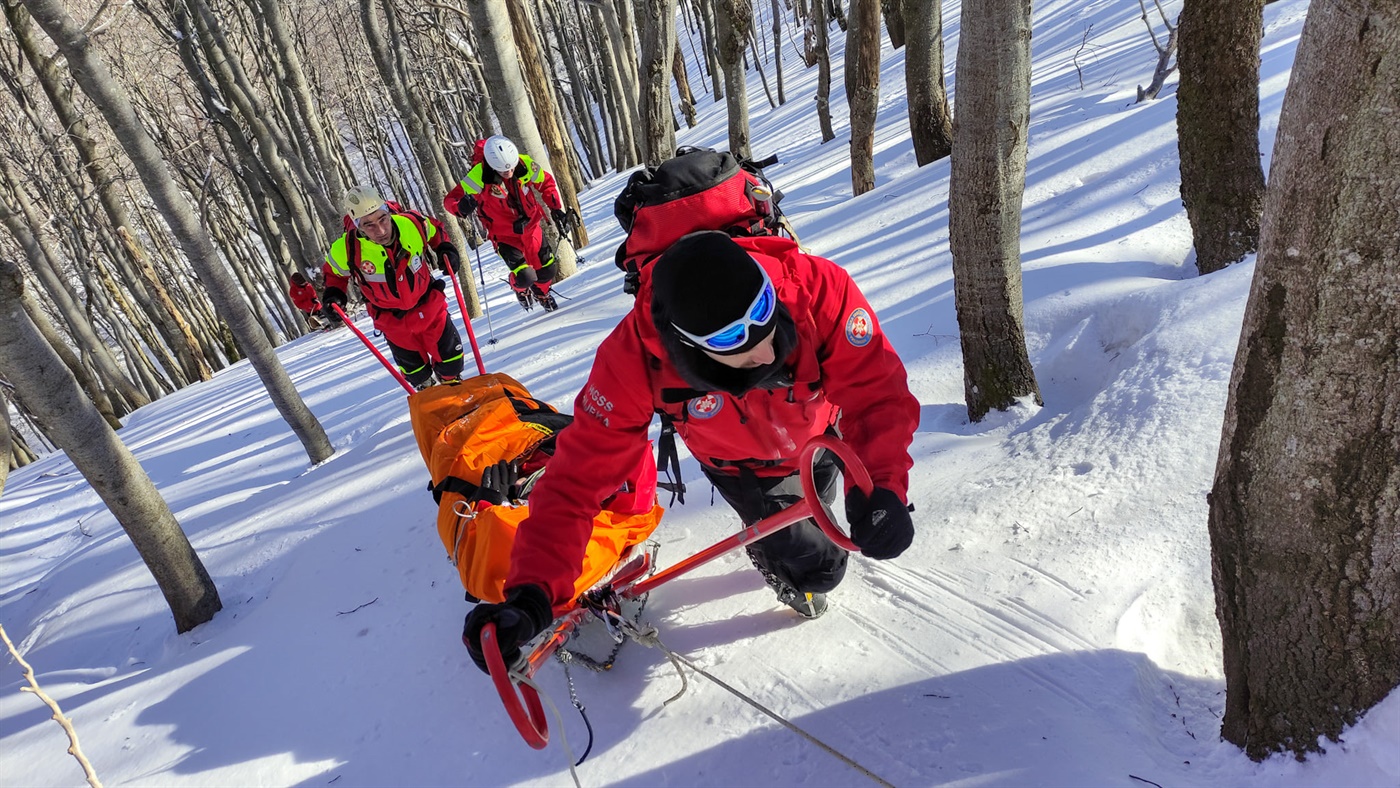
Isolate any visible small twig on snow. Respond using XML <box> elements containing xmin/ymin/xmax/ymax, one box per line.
<box><xmin>1129</xmin><ymin>776</ymin><xmax>1164</xmax><ymax>788</ymax></box>
<box><xmin>336</xmin><ymin>598</ymin><xmax>379</xmax><ymax>616</ymax></box>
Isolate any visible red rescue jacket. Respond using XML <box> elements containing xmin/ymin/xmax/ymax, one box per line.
<box><xmin>289</xmin><ymin>280</ymin><xmax>320</xmax><ymax>313</ymax></box>
<box><xmin>506</xmin><ymin>236</ymin><xmax>920</xmax><ymax>604</ymax></box>
<box><xmin>443</xmin><ymin>154</ymin><xmax>562</xmax><ymax>257</ymax></box>
<box><xmin>321</xmin><ymin>208</ymin><xmax>449</xmax><ymax>314</ymax></box>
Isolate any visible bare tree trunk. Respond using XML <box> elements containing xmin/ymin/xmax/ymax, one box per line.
<box><xmin>845</xmin><ymin>0</ymin><xmax>880</xmax><ymax>194</ymax></box>
<box><xmin>698</xmin><ymin>0</ymin><xmax>725</xmax><ymax>98</ymax></box>
<box><xmin>948</xmin><ymin>0</ymin><xmax>1041</xmax><ymax>422</ymax></box>
<box><xmin>882</xmin><ymin>0</ymin><xmax>904</xmax><ymax>47</ymax></box>
<box><xmin>638</xmin><ymin>0</ymin><xmax>680</xmax><ymax>164</ymax></box>
<box><xmin>588</xmin><ymin>0</ymin><xmax>643</xmax><ymax>167</ymax></box>
<box><xmin>714</xmin><ymin>0</ymin><xmax>753</xmax><ymax>158</ymax></box>
<box><xmin>0</xmin><ymin>258</ymin><xmax>222</xmax><ymax>632</ymax></box>
<box><xmin>770</xmin><ymin>0</ymin><xmax>786</xmax><ymax>103</ymax></box>
<box><xmin>813</xmin><ymin>0</ymin><xmax>835</xmax><ymax>142</ymax></box>
<box><xmin>672</xmin><ymin>37</ymin><xmax>699</xmax><ymax>127</ymax></box>
<box><xmin>904</xmin><ymin>0</ymin><xmax>953</xmax><ymax>164</ymax></box>
<box><xmin>1177</xmin><ymin>0</ymin><xmax>1264</xmax><ymax>274</ymax></box>
<box><xmin>1208</xmin><ymin>0</ymin><xmax>1400</xmax><ymax>761</ymax></box>
<box><xmin>22</xmin><ymin>0</ymin><xmax>334</xmax><ymax>464</ymax></box>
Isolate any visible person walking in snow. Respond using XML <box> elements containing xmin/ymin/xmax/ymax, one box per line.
<box><xmin>288</xmin><ymin>271</ymin><xmax>325</xmax><ymax>329</ymax></box>
<box><xmin>321</xmin><ymin>186</ymin><xmax>466</xmax><ymax>390</ymax></box>
<box><xmin>462</xmin><ymin>230</ymin><xmax>920</xmax><ymax>672</ymax></box>
<box><xmin>442</xmin><ymin>135</ymin><xmax>571</xmax><ymax>313</ymax></box>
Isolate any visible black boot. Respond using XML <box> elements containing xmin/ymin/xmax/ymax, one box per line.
<box><xmin>515</xmin><ymin>290</ymin><xmax>534</xmax><ymax>312</ymax></box>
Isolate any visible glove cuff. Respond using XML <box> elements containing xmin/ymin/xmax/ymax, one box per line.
<box><xmin>504</xmin><ymin>584</ymin><xmax>555</xmax><ymax>632</ymax></box>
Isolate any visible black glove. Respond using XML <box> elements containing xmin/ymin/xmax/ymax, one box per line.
<box><xmin>430</xmin><ymin>277</ymin><xmax>447</xmax><ymax>293</ymax></box>
<box><xmin>474</xmin><ymin>460</ymin><xmax>519</xmax><ymax>506</ymax></box>
<box><xmin>513</xmin><ymin>216</ymin><xmax>528</xmax><ymax>235</ymax></box>
<box><xmin>462</xmin><ymin>584</ymin><xmax>554</xmax><ymax>674</ymax></box>
<box><xmin>322</xmin><ymin>286</ymin><xmax>347</xmax><ymax>309</ymax></box>
<box><xmin>550</xmin><ymin>209</ymin><xmax>570</xmax><ymax>232</ymax></box>
<box><xmin>455</xmin><ymin>195</ymin><xmax>477</xmax><ymax>217</ymax></box>
<box><xmin>845</xmin><ymin>487</ymin><xmax>914</xmax><ymax>560</ymax></box>
<box><xmin>437</xmin><ymin>243</ymin><xmax>461</xmax><ymax>275</ymax></box>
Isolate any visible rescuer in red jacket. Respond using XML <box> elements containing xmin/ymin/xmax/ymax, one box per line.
<box><xmin>462</xmin><ymin>231</ymin><xmax>920</xmax><ymax>671</ymax></box>
<box><xmin>442</xmin><ymin>136</ymin><xmax>569</xmax><ymax>312</ymax></box>
<box><xmin>321</xmin><ymin>186</ymin><xmax>465</xmax><ymax>390</ymax></box>
<box><xmin>288</xmin><ymin>272</ymin><xmax>323</xmax><ymax>329</ymax></box>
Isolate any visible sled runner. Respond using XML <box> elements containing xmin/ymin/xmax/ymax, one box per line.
<box><xmin>480</xmin><ymin>433</ymin><xmax>871</xmax><ymax>750</ymax></box>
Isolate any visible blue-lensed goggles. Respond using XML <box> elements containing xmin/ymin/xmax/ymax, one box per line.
<box><xmin>673</xmin><ymin>266</ymin><xmax>778</xmax><ymax>352</ymax></box>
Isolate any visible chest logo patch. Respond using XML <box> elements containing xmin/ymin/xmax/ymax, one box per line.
<box><xmin>687</xmin><ymin>394</ymin><xmax>724</xmax><ymax>420</ymax></box>
<box><xmin>845</xmin><ymin>308</ymin><xmax>873</xmax><ymax>348</ymax></box>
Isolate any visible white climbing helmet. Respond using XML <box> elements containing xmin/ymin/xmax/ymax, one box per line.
<box><xmin>342</xmin><ymin>185</ymin><xmax>387</xmax><ymax>220</ymax></box>
<box><xmin>483</xmin><ymin>135</ymin><xmax>520</xmax><ymax>173</ymax></box>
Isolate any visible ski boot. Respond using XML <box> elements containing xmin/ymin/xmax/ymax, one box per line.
<box><xmin>535</xmin><ymin>290</ymin><xmax>558</xmax><ymax>312</ymax></box>
<box><xmin>515</xmin><ymin>289</ymin><xmax>535</xmax><ymax>312</ymax></box>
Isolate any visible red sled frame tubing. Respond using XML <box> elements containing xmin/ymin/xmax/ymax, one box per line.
<box><xmin>483</xmin><ymin>433</ymin><xmax>873</xmax><ymax>749</ymax></box>
<box><xmin>446</xmin><ymin>269</ymin><xmax>487</xmax><ymax>375</ymax></box>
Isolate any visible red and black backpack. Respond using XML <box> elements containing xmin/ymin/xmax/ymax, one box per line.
<box><xmin>612</xmin><ymin>146</ymin><xmax>796</xmax><ymax>295</ymax></box>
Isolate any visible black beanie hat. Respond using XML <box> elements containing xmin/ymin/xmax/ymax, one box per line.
<box><xmin>651</xmin><ymin>231</ymin><xmax>776</xmax><ymax>354</ymax></box>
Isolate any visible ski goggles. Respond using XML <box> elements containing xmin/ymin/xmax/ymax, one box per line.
<box><xmin>673</xmin><ymin>266</ymin><xmax>778</xmax><ymax>352</ymax></box>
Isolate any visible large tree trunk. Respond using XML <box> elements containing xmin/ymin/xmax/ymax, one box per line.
<box><xmin>22</xmin><ymin>0</ymin><xmax>334</xmax><ymax>465</ymax></box>
<box><xmin>1207</xmin><ymin>0</ymin><xmax>1400</xmax><ymax>761</ymax></box>
<box><xmin>0</xmin><ymin>259</ymin><xmax>222</xmax><ymax>632</ymax></box>
<box><xmin>947</xmin><ymin>0</ymin><xmax>1041</xmax><ymax>422</ymax></box>
<box><xmin>714</xmin><ymin>0</ymin><xmax>753</xmax><ymax>158</ymax></box>
<box><xmin>904</xmin><ymin>0</ymin><xmax>954</xmax><ymax>165</ymax></box>
<box><xmin>638</xmin><ymin>0</ymin><xmax>680</xmax><ymax>164</ymax></box>
<box><xmin>1177</xmin><ymin>0</ymin><xmax>1265</xmax><ymax>275</ymax></box>
<box><xmin>845</xmin><ymin>0</ymin><xmax>881</xmax><ymax>194</ymax></box>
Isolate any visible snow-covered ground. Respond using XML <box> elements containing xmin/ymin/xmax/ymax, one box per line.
<box><xmin>5</xmin><ymin>0</ymin><xmax>1397</xmax><ymax>785</ymax></box>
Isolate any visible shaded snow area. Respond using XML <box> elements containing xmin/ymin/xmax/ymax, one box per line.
<box><xmin>3</xmin><ymin>0</ymin><xmax>1397</xmax><ymax>785</ymax></box>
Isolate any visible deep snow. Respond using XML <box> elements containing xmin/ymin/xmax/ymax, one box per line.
<box><xmin>4</xmin><ymin>0</ymin><xmax>1398</xmax><ymax>785</ymax></box>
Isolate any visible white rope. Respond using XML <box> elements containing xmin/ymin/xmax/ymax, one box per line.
<box><xmin>626</xmin><ymin>626</ymin><xmax>895</xmax><ymax>788</ymax></box>
<box><xmin>511</xmin><ymin>670</ymin><xmax>584</xmax><ymax>788</ymax></box>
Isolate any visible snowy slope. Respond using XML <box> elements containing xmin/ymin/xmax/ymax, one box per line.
<box><xmin>3</xmin><ymin>0</ymin><xmax>1398</xmax><ymax>785</ymax></box>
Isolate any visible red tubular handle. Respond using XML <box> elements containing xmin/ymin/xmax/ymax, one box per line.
<box><xmin>481</xmin><ymin>623</ymin><xmax>549</xmax><ymax>749</ymax></box>
<box><xmin>799</xmin><ymin>434</ymin><xmax>873</xmax><ymax>552</ymax></box>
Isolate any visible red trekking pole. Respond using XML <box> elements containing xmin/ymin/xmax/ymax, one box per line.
<box><xmin>446</xmin><ymin>270</ymin><xmax>487</xmax><ymax>376</ymax></box>
<box><xmin>331</xmin><ymin>304</ymin><xmax>414</xmax><ymax>394</ymax></box>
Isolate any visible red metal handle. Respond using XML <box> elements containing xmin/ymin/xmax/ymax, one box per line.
<box><xmin>798</xmin><ymin>434</ymin><xmax>873</xmax><ymax>552</ymax></box>
<box><xmin>481</xmin><ymin>623</ymin><xmax>549</xmax><ymax>749</ymax></box>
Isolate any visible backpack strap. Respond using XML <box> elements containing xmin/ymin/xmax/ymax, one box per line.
<box><xmin>655</xmin><ymin>412</ymin><xmax>686</xmax><ymax>505</ymax></box>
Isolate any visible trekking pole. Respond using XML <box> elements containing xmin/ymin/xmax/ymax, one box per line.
<box><xmin>332</xmin><ymin>304</ymin><xmax>414</xmax><ymax>395</ymax></box>
<box><xmin>446</xmin><ymin>269</ymin><xmax>487</xmax><ymax>375</ymax></box>
<box><xmin>471</xmin><ymin>243</ymin><xmax>499</xmax><ymax>344</ymax></box>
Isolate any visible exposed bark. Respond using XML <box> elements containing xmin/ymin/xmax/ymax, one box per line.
<box><xmin>845</xmin><ymin>0</ymin><xmax>880</xmax><ymax>194</ymax></box>
<box><xmin>714</xmin><ymin>0</ymin><xmax>752</xmax><ymax>158</ymax></box>
<box><xmin>1208</xmin><ymin>0</ymin><xmax>1400</xmax><ymax>761</ymax></box>
<box><xmin>948</xmin><ymin>0</ymin><xmax>1042</xmax><ymax>422</ymax></box>
<box><xmin>672</xmin><ymin>37</ymin><xmax>698</xmax><ymax>127</ymax></box>
<box><xmin>1177</xmin><ymin>0</ymin><xmax>1264</xmax><ymax>274</ymax></box>
<box><xmin>813</xmin><ymin>0</ymin><xmax>835</xmax><ymax>142</ymax></box>
<box><xmin>904</xmin><ymin>0</ymin><xmax>954</xmax><ymax>164</ymax></box>
<box><xmin>882</xmin><ymin>0</ymin><xmax>903</xmax><ymax>47</ymax></box>
<box><xmin>638</xmin><ymin>0</ymin><xmax>679</xmax><ymax>164</ymax></box>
